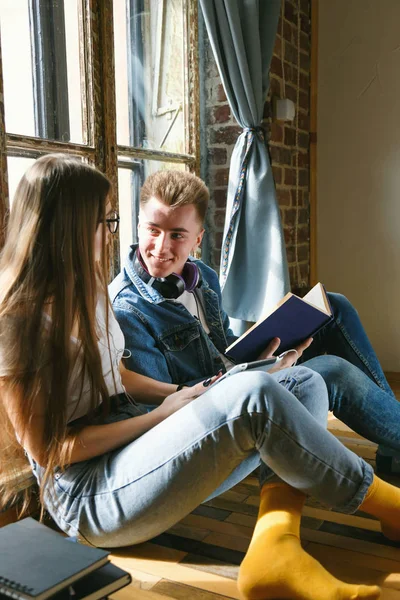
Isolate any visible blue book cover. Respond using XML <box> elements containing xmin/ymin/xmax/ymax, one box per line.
<box><xmin>0</xmin><ymin>518</ymin><xmax>109</xmax><ymax>600</ymax></box>
<box><xmin>44</xmin><ymin>563</ymin><xmax>131</xmax><ymax>600</ymax></box>
<box><xmin>0</xmin><ymin>564</ymin><xmax>131</xmax><ymax>600</ymax></box>
<box><xmin>225</xmin><ymin>283</ymin><xmax>332</xmax><ymax>363</ymax></box>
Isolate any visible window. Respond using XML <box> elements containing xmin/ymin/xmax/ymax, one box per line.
<box><xmin>0</xmin><ymin>0</ymin><xmax>200</xmax><ymax>271</ymax></box>
<box><xmin>114</xmin><ymin>0</ymin><xmax>199</xmax><ymax>264</ymax></box>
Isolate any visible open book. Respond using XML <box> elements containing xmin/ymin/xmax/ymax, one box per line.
<box><xmin>225</xmin><ymin>283</ymin><xmax>333</xmax><ymax>363</ymax></box>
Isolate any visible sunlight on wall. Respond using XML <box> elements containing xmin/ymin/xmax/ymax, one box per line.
<box><xmin>317</xmin><ymin>0</ymin><xmax>400</xmax><ymax>371</ymax></box>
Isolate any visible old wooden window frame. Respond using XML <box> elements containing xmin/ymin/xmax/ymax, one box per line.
<box><xmin>0</xmin><ymin>0</ymin><xmax>200</xmax><ymax>274</ymax></box>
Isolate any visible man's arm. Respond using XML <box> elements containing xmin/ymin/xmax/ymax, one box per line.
<box><xmin>220</xmin><ymin>303</ymin><xmax>237</xmax><ymax>348</ymax></box>
<box><xmin>113</xmin><ymin>302</ymin><xmax>175</xmax><ymax>385</ymax></box>
<box><xmin>113</xmin><ymin>302</ymin><xmax>218</xmax><ymax>390</ymax></box>
<box><xmin>206</xmin><ymin>260</ymin><xmax>313</xmax><ymax>370</ymax></box>
<box><xmin>200</xmin><ymin>263</ymin><xmax>313</xmax><ymax>369</ymax></box>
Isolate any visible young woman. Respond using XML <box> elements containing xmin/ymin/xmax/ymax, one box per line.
<box><xmin>1</xmin><ymin>154</ymin><xmax>397</xmax><ymax>600</ymax></box>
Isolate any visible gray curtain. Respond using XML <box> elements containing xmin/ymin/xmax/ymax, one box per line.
<box><xmin>200</xmin><ymin>0</ymin><xmax>290</xmax><ymax>333</ymax></box>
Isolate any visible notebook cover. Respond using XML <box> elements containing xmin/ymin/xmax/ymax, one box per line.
<box><xmin>225</xmin><ymin>295</ymin><xmax>332</xmax><ymax>363</ymax></box>
<box><xmin>0</xmin><ymin>518</ymin><xmax>109</xmax><ymax>600</ymax></box>
<box><xmin>44</xmin><ymin>563</ymin><xmax>132</xmax><ymax>600</ymax></box>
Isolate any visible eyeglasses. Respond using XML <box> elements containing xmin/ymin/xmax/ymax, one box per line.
<box><xmin>105</xmin><ymin>211</ymin><xmax>120</xmax><ymax>234</ymax></box>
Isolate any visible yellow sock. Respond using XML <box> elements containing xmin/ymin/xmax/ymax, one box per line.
<box><xmin>237</xmin><ymin>482</ymin><xmax>381</xmax><ymax>600</ymax></box>
<box><xmin>359</xmin><ymin>475</ymin><xmax>400</xmax><ymax>540</ymax></box>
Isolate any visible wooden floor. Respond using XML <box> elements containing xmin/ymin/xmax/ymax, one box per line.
<box><xmin>109</xmin><ymin>381</ymin><xmax>400</xmax><ymax>600</ymax></box>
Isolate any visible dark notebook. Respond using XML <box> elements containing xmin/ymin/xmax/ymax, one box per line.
<box><xmin>0</xmin><ymin>518</ymin><xmax>109</xmax><ymax>600</ymax></box>
<box><xmin>33</xmin><ymin>563</ymin><xmax>132</xmax><ymax>600</ymax></box>
<box><xmin>225</xmin><ymin>282</ymin><xmax>333</xmax><ymax>363</ymax></box>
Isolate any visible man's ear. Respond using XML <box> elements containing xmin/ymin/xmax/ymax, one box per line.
<box><xmin>192</xmin><ymin>228</ymin><xmax>205</xmax><ymax>254</ymax></box>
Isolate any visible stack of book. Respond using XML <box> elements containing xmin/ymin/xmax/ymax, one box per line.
<box><xmin>0</xmin><ymin>518</ymin><xmax>131</xmax><ymax>600</ymax></box>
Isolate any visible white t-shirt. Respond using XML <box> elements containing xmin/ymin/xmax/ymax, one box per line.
<box><xmin>175</xmin><ymin>290</ymin><xmax>210</xmax><ymax>333</ymax></box>
<box><xmin>0</xmin><ymin>298</ymin><xmax>126</xmax><ymax>424</ymax></box>
<box><xmin>174</xmin><ymin>291</ymin><xmax>234</xmax><ymax>372</ymax></box>
<box><xmin>65</xmin><ymin>299</ymin><xmax>126</xmax><ymax>422</ymax></box>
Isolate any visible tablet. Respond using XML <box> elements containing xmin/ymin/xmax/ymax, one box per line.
<box><xmin>211</xmin><ymin>356</ymin><xmax>281</xmax><ymax>387</ymax></box>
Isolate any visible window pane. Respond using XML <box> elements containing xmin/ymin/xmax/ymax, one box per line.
<box><xmin>0</xmin><ymin>0</ymin><xmax>86</xmax><ymax>143</ymax></box>
<box><xmin>118</xmin><ymin>159</ymin><xmax>187</xmax><ymax>265</ymax></box>
<box><xmin>0</xmin><ymin>1</ymin><xmax>35</xmax><ymax>137</ymax></box>
<box><xmin>7</xmin><ymin>157</ymin><xmax>36</xmax><ymax>208</ymax></box>
<box><xmin>118</xmin><ymin>167</ymin><xmax>138</xmax><ymax>265</ymax></box>
<box><xmin>114</xmin><ymin>0</ymin><xmax>187</xmax><ymax>154</ymax></box>
<box><xmin>64</xmin><ymin>1</ymin><xmax>85</xmax><ymax>143</ymax></box>
<box><xmin>143</xmin><ymin>159</ymin><xmax>186</xmax><ymax>177</ymax></box>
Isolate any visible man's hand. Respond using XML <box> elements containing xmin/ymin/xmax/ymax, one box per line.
<box><xmin>257</xmin><ymin>336</ymin><xmax>313</xmax><ymax>373</ymax></box>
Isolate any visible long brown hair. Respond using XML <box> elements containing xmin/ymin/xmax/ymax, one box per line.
<box><xmin>0</xmin><ymin>154</ymin><xmax>112</xmax><ymax>514</ymax></box>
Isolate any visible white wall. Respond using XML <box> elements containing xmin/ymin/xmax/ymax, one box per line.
<box><xmin>317</xmin><ymin>0</ymin><xmax>400</xmax><ymax>371</ymax></box>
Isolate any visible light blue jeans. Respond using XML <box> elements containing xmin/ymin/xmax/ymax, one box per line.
<box><xmin>301</xmin><ymin>293</ymin><xmax>399</xmax><ymax>453</ymax></box>
<box><xmin>31</xmin><ymin>367</ymin><xmax>373</xmax><ymax>548</ymax></box>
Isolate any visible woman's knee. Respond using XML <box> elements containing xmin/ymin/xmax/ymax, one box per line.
<box><xmin>223</xmin><ymin>370</ymin><xmax>276</xmax><ymax>398</ymax></box>
<box><xmin>227</xmin><ymin>367</ymin><xmax>328</xmax><ymax>416</ymax></box>
<box><xmin>274</xmin><ymin>365</ymin><xmax>327</xmax><ymax>396</ymax></box>
<box><xmin>274</xmin><ymin>366</ymin><xmax>329</xmax><ymax>421</ymax></box>
<box><xmin>218</xmin><ymin>370</ymin><xmax>282</xmax><ymax>414</ymax></box>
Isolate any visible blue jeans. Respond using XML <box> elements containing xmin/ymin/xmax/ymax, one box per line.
<box><xmin>31</xmin><ymin>368</ymin><xmax>373</xmax><ymax>548</ymax></box>
<box><xmin>300</xmin><ymin>293</ymin><xmax>399</xmax><ymax>454</ymax></box>
<box><xmin>301</xmin><ymin>293</ymin><xmax>393</xmax><ymax>395</ymax></box>
<box><xmin>305</xmin><ymin>355</ymin><xmax>400</xmax><ymax>450</ymax></box>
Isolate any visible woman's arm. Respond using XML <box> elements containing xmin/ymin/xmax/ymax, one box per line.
<box><xmin>1</xmin><ymin>380</ymin><xmax>207</xmax><ymax>466</ymax></box>
<box><xmin>67</xmin><ymin>408</ymin><xmax>168</xmax><ymax>462</ymax></box>
<box><xmin>119</xmin><ymin>362</ymin><xmax>177</xmax><ymax>404</ymax></box>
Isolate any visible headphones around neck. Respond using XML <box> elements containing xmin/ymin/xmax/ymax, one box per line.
<box><xmin>133</xmin><ymin>249</ymin><xmax>202</xmax><ymax>299</ymax></box>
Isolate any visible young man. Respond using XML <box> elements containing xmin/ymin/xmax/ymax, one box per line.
<box><xmin>109</xmin><ymin>170</ymin><xmax>400</xmax><ymax>466</ymax></box>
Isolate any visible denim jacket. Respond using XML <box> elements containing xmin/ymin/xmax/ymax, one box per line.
<box><xmin>109</xmin><ymin>245</ymin><xmax>237</xmax><ymax>385</ymax></box>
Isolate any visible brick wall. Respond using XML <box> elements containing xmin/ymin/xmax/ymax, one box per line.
<box><xmin>203</xmin><ymin>0</ymin><xmax>311</xmax><ymax>293</ymax></box>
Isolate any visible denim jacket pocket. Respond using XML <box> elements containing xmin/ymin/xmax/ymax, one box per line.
<box><xmin>160</xmin><ymin>324</ymin><xmax>200</xmax><ymax>352</ymax></box>
<box><xmin>159</xmin><ymin>324</ymin><xmax>212</xmax><ymax>382</ymax></box>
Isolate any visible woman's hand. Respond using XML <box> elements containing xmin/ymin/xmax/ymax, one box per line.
<box><xmin>157</xmin><ymin>374</ymin><xmax>221</xmax><ymax>419</ymax></box>
<box><xmin>257</xmin><ymin>336</ymin><xmax>314</xmax><ymax>373</ymax></box>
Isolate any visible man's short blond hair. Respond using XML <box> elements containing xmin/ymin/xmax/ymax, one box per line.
<box><xmin>140</xmin><ymin>170</ymin><xmax>209</xmax><ymax>224</ymax></box>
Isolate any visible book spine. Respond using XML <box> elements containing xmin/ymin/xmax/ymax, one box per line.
<box><xmin>0</xmin><ymin>578</ymin><xmax>29</xmax><ymax>600</ymax></box>
<box><xmin>308</xmin><ymin>315</ymin><xmax>334</xmax><ymax>340</ymax></box>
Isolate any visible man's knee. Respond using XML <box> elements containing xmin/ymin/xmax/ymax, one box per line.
<box><xmin>327</xmin><ymin>292</ymin><xmax>358</xmax><ymax>321</ymax></box>
<box><xmin>305</xmin><ymin>354</ymin><xmax>359</xmax><ymax>386</ymax></box>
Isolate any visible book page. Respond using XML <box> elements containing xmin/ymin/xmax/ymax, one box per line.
<box><xmin>303</xmin><ymin>283</ymin><xmax>331</xmax><ymax>315</ymax></box>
